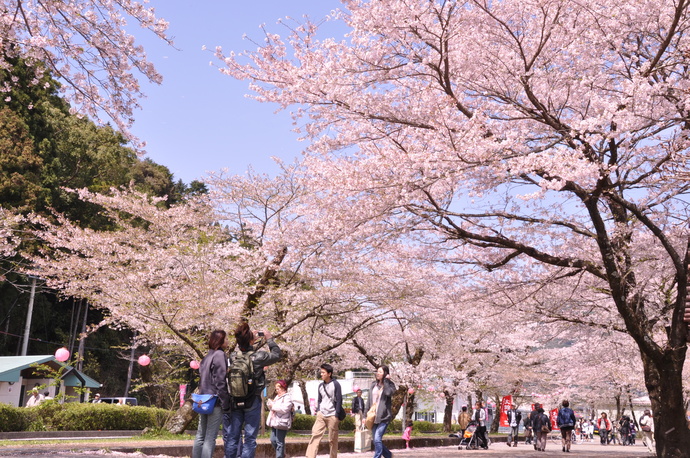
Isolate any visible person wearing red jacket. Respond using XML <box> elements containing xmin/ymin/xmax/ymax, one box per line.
<box><xmin>597</xmin><ymin>412</ymin><xmax>612</xmax><ymax>445</ymax></box>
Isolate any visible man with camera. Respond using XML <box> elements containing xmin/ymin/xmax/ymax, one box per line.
<box><xmin>223</xmin><ymin>321</ymin><xmax>281</xmax><ymax>458</ymax></box>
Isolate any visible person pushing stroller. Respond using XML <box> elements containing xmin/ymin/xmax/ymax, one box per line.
<box><xmin>471</xmin><ymin>401</ymin><xmax>489</xmax><ymax>449</ymax></box>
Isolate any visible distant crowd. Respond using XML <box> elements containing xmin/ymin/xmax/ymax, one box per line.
<box><xmin>456</xmin><ymin>400</ymin><xmax>656</xmax><ymax>454</ymax></box>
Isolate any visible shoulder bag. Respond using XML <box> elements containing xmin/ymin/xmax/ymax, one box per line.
<box><xmin>191</xmin><ymin>393</ymin><xmax>217</xmax><ymax>414</ymax></box>
<box><xmin>365</xmin><ymin>403</ymin><xmax>378</xmax><ymax>430</ymax></box>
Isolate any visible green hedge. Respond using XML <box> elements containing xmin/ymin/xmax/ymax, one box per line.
<box><xmin>0</xmin><ymin>403</ymin><xmax>31</xmax><ymax>432</ymax></box>
<box><xmin>0</xmin><ymin>401</ymin><xmax>170</xmax><ymax>432</ymax></box>
<box><xmin>412</xmin><ymin>420</ymin><xmax>445</xmax><ymax>433</ymax></box>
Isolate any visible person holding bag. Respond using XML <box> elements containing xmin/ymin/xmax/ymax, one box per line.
<box><xmin>532</xmin><ymin>407</ymin><xmax>552</xmax><ymax>452</ymax></box>
<box><xmin>266</xmin><ymin>380</ymin><xmax>293</xmax><ymax>458</ymax></box>
<box><xmin>223</xmin><ymin>321</ymin><xmax>282</xmax><ymax>458</ymax></box>
<box><xmin>192</xmin><ymin>330</ymin><xmax>230</xmax><ymax>458</ymax></box>
<box><xmin>365</xmin><ymin>365</ymin><xmax>396</xmax><ymax>458</ymax></box>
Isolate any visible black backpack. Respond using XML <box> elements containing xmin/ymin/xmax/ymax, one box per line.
<box><xmin>227</xmin><ymin>350</ymin><xmax>256</xmax><ymax>409</ymax></box>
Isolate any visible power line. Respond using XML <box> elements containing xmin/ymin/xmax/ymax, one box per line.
<box><xmin>0</xmin><ymin>329</ymin><xmax>117</xmax><ymax>352</ymax></box>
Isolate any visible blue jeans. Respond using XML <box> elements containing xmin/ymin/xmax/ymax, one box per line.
<box><xmin>372</xmin><ymin>421</ymin><xmax>391</xmax><ymax>458</ymax></box>
<box><xmin>223</xmin><ymin>397</ymin><xmax>261</xmax><ymax>458</ymax></box>
<box><xmin>192</xmin><ymin>405</ymin><xmax>223</xmax><ymax>458</ymax></box>
<box><xmin>270</xmin><ymin>427</ymin><xmax>288</xmax><ymax>458</ymax></box>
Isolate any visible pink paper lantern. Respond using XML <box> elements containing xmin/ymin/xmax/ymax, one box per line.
<box><xmin>408</xmin><ymin>388</ymin><xmax>415</xmax><ymax>395</ymax></box>
<box><xmin>190</xmin><ymin>360</ymin><xmax>200</xmax><ymax>370</ymax></box>
<box><xmin>54</xmin><ymin>347</ymin><xmax>70</xmax><ymax>362</ymax></box>
<box><xmin>138</xmin><ymin>354</ymin><xmax>151</xmax><ymax>366</ymax></box>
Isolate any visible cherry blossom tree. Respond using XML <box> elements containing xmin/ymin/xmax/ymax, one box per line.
<box><xmin>0</xmin><ymin>208</ymin><xmax>20</xmax><ymax>258</ymax></box>
<box><xmin>219</xmin><ymin>0</ymin><xmax>690</xmax><ymax>453</ymax></box>
<box><xmin>0</xmin><ymin>208</ymin><xmax>22</xmax><ymax>281</ymax></box>
<box><xmin>0</xmin><ymin>0</ymin><xmax>169</xmax><ymax>143</ymax></box>
<box><xmin>29</xmin><ymin>188</ymin><xmax>257</xmax><ymax>351</ymax></box>
<box><xmin>27</xmin><ymin>170</ymin><xmax>408</xmax><ymax>427</ymax></box>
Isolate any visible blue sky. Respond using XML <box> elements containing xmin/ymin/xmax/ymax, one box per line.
<box><xmin>128</xmin><ymin>1</ymin><xmax>343</xmax><ymax>184</ymax></box>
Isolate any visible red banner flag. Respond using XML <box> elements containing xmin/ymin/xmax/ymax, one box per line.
<box><xmin>500</xmin><ymin>395</ymin><xmax>513</xmax><ymax>427</ymax></box>
<box><xmin>550</xmin><ymin>408</ymin><xmax>560</xmax><ymax>431</ymax></box>
<box><xmin>179</xmin><ymin>384</ymin><xmax>187</xmax><ymax>407</ymax></box>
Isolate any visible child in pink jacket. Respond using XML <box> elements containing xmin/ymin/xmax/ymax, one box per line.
<box><xmin>402</xmin><ymin>420</ymin><xmax>413</xmax><ymax>448</ymax></box>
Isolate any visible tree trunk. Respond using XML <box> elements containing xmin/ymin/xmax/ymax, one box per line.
<box><xmin>614</xmin><ymin>392</ymin><xmax>621</xmax><ymax>422</ymax></box>
<box><xmin>391</xmin><ymin>386</ymin><xmax>406</xmax><ymax>421</ymax></box>
<box><xmin>628</xmin><ymin>391</ymin><xmax>638</xmax><ymax>428</ymax></box>
<box><xmin>443</xmin><ymin>390</ymin><xmax>454</xmax><ymax>432</ymax></box>
<box><xmin>404</xmin><ymin>392</ymin><xmax>415</xmax><ymax>424</ymax></box>
<box><xmin>490</xmin><ymin>394</ymin><xmax>500</xmax><ymax>433</ymax></box>
<box><xmin>641</xmin><ymin>349</ymin><xmax>690</xmax><ymax>457</ymax></box>
<box><xmin>299</xmin><ymin>379</ymin><xmax>312</xmax><ymax>415</ymax></box>
<box><xmin>164</xmin><ymin>399</ymin><xmax>196</xmax><ymax>434</ymax></box>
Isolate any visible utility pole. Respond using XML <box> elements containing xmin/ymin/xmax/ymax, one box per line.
<box><xmin>20</xmin><ymin>276</ymin><xmax>37</xmax><ymax>356</ymax></box>
<box><xmin>124</xmin><ymin>331</ymin><xmax>137</xmax><ymax>397</ymax></box>
<box><xmin>76</xmin><ymin>300</ymin><xmax>88</xmax><ymax>371</ymax></box>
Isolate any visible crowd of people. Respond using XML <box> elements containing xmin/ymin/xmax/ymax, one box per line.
<box><xmin>456</xmin><ymin>400</ymin><xmax>657</xmax><ymax>454</ymax></box>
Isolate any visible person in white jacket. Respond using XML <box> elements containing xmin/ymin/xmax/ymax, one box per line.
<box><xmin>639</xmin><ymin>409</ymin><xmax>655</xmax><ymax>454</ymax></box>
<box><xmin>266</xmin><ymin>380</ymin><xmax>293</xmax><ymax>458</ymax></box>
<box><xmin>25</xmin><ymin>388</ymin><xmax>44</xmax><ymax>407</ymax></box>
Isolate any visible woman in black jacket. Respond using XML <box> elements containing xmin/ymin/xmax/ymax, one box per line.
<box><xmin>365</xmin><ymin>365</ymin><xmax>396</xmax><ymax>458</ymax></box>
<box><xmin>532</xmin><ymin>407</ymin><xmax>552</xmax><ymax>452</ymax></box>
<box><xmin>193</xmin><ymin>330</ymin><xmax>230</xmax><ymax>458</ymax></box>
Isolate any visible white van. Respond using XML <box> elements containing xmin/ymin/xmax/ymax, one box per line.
<box><xmin>97</xmin><ymin>397</ymin><xmax>138</xmax><ymax>406</ymax></box>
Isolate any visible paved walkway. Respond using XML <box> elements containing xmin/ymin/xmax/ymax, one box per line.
<box><xmin>0</xmin><ymin>442</ymin><xmax>655</xmax><ymax>457</ymax></box>
<box><xmin>354</xmin><ymin>443</ymin><xmax>654</xmax><ymax>457</ymax></box>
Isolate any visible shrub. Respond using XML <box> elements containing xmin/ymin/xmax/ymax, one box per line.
<box><xmin>46</xmin><ymin>403</ymin><xmax>170</xmax><ymax>430</ymax></box>
<box><xmin>291</xmin><ymin>413</ymin><xmax>315</xmax><ymax>431</ymax></box>
<box><xmin>412</xmin><ymin>420</ymin><xmax>444</xmax><ymax>433</ymax></box>
<box><xmin>0</xmin><ymin>403</ymin><xmax>30</xmax><ymax>432</ymax></box>
<box><xmin>0</xmin><ymin>402</ymin><xmax>170</xmax><ymax>431</ymax></box>
<box><xmin>339</xmin><ymin>414</ymin><xmax>355</xmax><ymax>431</ymax></box>
<box><xmin>389</xmin><ymin>419</ymin><xmax>402</xmax><ymax>433</ymax></box>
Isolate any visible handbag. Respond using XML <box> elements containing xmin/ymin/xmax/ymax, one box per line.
<box><xmin>365</xmin><ymin>403</ymin><xmax>377</xmax><ymax>430</ymax></box>
<box><xmin>191</xmin><ymin>393</ymin><xmax>217</xmax><ymax>414</ymax></box>
<box><xmin>541</xmin><ymin>424</ymin><xmax>550</xmax><ymax>433</ymax></box>
<box><xmin>354</xmin><ymin>429</ymin><xmax>372</xmax><ymax>452</ymax></box>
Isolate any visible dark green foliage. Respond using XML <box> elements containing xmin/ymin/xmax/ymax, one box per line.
<box><xmin>0</xmin><ymin>403</ymin><xmax>31</xmax><ymax>431</ymax></box>
<box><xmin>0</xmin><ymin>402</ymin><xmax>171</xmax><ymax>432</ymax></box>
<box><xmin>0</xmin><ymin>56</ymin><xmax>203</xmax><ymax>405</ymax></box>
<box><xmin>290</xmin><ymin>413</ymin><xmax>315</xmax><ymax>431</ymax></box>
<box><xmin>412</xmin><ymin>420</ymin><xmax>446</xmax><ymax>433</ymax></box>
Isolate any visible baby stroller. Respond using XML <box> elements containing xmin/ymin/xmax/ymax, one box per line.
<box><xmin>459</xmin><ymin>422</ymin><xmax>484</xmax><ymax>450</ymax></box>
